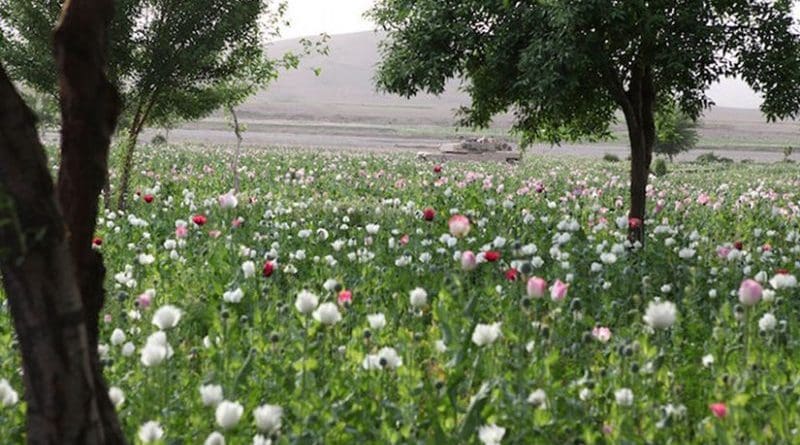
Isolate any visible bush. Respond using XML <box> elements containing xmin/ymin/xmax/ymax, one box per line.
<box><xmin>783</xmin><ymin>146</ymin><xmax>794</xmax><ymax>162</ymax></box>
<box><xmin>603</xmin><ymin>153</ymin><xmax>620</xmax><ymax>162</ymax></box>
<box><xmin>652</xmin><ymin>158</ymin><xmax>668</xmax><ymax>176</ymax></box>
<box><xmin>695</xmin><ymin>152</ymin><xmax>733</xmax><ymax>164</ymax></box>
<box><xmin>655</xmin><ymin>103</ymin><xmax>699</xmax><ymax>161</ymax></box>
<box><xmin>151</xmin><ymin>134</ymin><xmax>168</xmax><ymax>146</ymax></box>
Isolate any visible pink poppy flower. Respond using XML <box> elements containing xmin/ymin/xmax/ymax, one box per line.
<box><xmin>550</xmin><ymin>280</ymin><xmax>568</xmax><ymax>302</ymax></box>
<box><xmin>338</xmin><ymin>290</ymin><xmax>353</xmax><ymax>306</ymax></box>
<box><xmin>461</xmin><ymin>251</ymin><xmax>477</xmax><ymax>271</ymax></box>
<box><xmin>526</xmin><ymin>277</ymin><xmax>547</xmax><ymax>299</ymax></box>
<box><xmin>709</xmin><ymin>403</ymin><xmax>727</xmax><ymax>418</ymax></box>
<box><xmin>448</xmin><ymin>215</ymin><xmax>471</xmax><ymax>238</ymax></box>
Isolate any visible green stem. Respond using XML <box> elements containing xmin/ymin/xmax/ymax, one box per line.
<box><xmin>742</xmin><ymin>307</ymin><xmax>750</xmax><ymax>368</ymax></box>
<box><xmin>715</xmin><ymin>420</ymin><xmax>729</xmax><ymax>445</ymax></box>
<box><xmin>162</xmin><ymin>360</ymin><xmax>169</xmax><ymax>413</ymax></box>
<box><xmin>223</xmin><ymin>317</ymin><xmax>230</xmax><ymax>385</ymax></box>
<box><xmin>302</xmin><ymin>315</ymin><xmax>309</xmax><ymax>394</ymax></box>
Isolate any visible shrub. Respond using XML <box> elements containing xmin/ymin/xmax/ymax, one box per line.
<box><xmin>695</xmin><ymin>152</ymin><xmax>733</xmax><ymax>164</ymax></box>
<box><xmin>783</xmin><ymin>146</ymin><xmax>794</xmax><ymax>162</ymax></box>
<box><xmin>652</xmin><ymin>158</ymin><xmax>668</xmax><ymax>176</ymax></box>
<box><xmin>655</xmin><ymin>103</ymin><xmax>699</xmax><ymax>161</ymax></box>
<box><xmin>151</xmin><ymin>134</ymin><xmax>168</xmax><ymax>146</ymax></box>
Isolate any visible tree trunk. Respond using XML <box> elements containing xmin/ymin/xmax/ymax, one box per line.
<box><xmin>116</xmin><ymin>92</ymin><xmax>156</xmax><ymax>211</ymax></box>
<box><xmin>53</xmin><ymin>0</ymin><xmax>126</xmax><ymax>441</ymax></box>
<box><xmin>115</xmin><ymin>131</ymin><xmax>139</xmax><ymax>211</ymax></box>
<box><xmin>626</xmin><ymin>120</ymin><xmax>651</xmax><ymax>244</ymax></box>
<box><xmin>228</xmin><ymin>105</ymin><xmax>243</xmax><ymax>193</ymax></box>
<box><xmin>616</xmin><ymin>67</ymin><xmax>656</xmax><ymax>246</ymax></box>
<box><xmin>0</xmin><ymin>66</ymin><xmax>115</xmax><ymax>445</ymax></box>
<box><xmin>0</xmin><ymin>0</ymin><xmax>126</xmax><ymax>441</ymax></box>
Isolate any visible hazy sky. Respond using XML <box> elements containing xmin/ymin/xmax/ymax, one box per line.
<box><xmin>282</xmin><ymin>0</ymin><xmax>375</xmax><ymax>39</ymax></box>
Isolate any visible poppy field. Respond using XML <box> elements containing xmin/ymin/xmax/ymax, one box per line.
<box><xmin>1</xmin><ymin>145</ymin><xmax>799</xmax><ymax>444</ymax></box>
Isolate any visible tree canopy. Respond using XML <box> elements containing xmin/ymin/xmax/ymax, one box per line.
<box><xmin>370</xmin><ymin>0</ymin><xmax>800</xmax><ymax>240</ymax></box>
<box><xmin>0</xmin><ymin>0</ymin><xmax>320</xmax><ymax>208</ymax></box>
<box><xmin>371</xmin><ymin>1</ymin><xmax>800</xmax><ymax>142</ymax></box>
<box><xmin>0</xmin><ymin>0</ymin><xmax>294</xmax><ymax>128</ymax></box>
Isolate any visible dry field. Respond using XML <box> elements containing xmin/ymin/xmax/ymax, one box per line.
<box><xmin>153</xmin><ymin>32</ymin><xmax>798</xmax><ymax>162</ymax></box>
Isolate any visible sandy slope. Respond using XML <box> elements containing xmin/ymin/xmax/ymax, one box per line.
<box><xmin>159</xmin><ymin>32</ymin><xmax>798</xmax><ymax>161</ymax></box>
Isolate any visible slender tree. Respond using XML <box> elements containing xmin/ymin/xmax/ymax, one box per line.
<box><xmin>370</xmin><ymin>0</ymin><xmax>800</xmax><ymax>242</ymax></box>
<box><xmin>0</xmin><ymin>0</ymin><xmax>305</xmax><ymax>210</ymax></box>
<box><xmin>0</xmin><ymin>0</ymin><xmax>125</xmax><ymax>442</ymax></box>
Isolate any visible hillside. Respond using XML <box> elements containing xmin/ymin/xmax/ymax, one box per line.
<box><xmin>180</xmin><ymin>31</ymin><xmax>797</xmax><ymax>155</ymax></box>
<box><xmin>238</xmin><ymin>31</ymin><xmax>512</xmax><ymax>127</ymax></box>
<box><xmin>241</xmin><ymin>31</ymin><xmax>763</xmax><ymax>124</ymax></box>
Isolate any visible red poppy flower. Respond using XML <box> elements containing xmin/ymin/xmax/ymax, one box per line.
<box><xmin>504</xmin><ymin>268</ymin><xmax>519</xmax><ymax>281</ymax></box>
<box><xmin>733</xmin><ymin>241</ymin><xmax>743</xmax><ymax>250</ymax></box>
<box><xmin>628</xmin><ymin>217</ymin><xmax>643</xmax><ymax>229</ymax></box>
<box><xmin>143</xmin><ymin>194</ymin><xmax>154</xmax><ymax>203</ymax></box>
<box><xmin>433</xmin><ymin>165</ymin><xmax>443</xmax><ymax>174</ymax></box>
<box><xmin>192</xmin><ymin>215</ymin><xmax>207</xmax><ymax>226</ymax></box>
<box><xmin>422</xmin><ymin>208</ymin><xmax>436</xmax><ymax>221</ymax></box>
<box><xmin>262</xmin><ymin>261</ymin><xmax>275</xmax><ymax>278</ymax></box>
<box><xmin>92</xmin><ymin>237</ymin><xmax>103</xmax><ymax>246</ymax></box>
<box><xmin>485</xmin><ymin>251</ymin><xmax>501</xmax><ymax>262</ymax></box>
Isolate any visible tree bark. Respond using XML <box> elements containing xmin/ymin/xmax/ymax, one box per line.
<box><xmin>228</xmin><ymin>105</ymin><xmax>243</xmax><ymax>193</ymax></box>
<box><xmin>608</xmin><ymin>65</ymin><xmax>656</xmax><ymax>246</ymax></box>
<box><xmin>626</xmin><ymin>118</ymin><xmax>650</xmax><ymax>244</ymax></box>
<box><xmin>53</xmin><ymin>0</ymin><xmax>126</xmax><ymax>442</ymax></box>
<box><xmin>116</xmin><ymin>91</ymin><xmax>156</xmax><ymax>210</ymax></box>
<box><xmin>0</xmin><ymin>66</ymin><xmax>113</xmax><ymax>445</ymax></box>
<box><xmin>0</xmin><ymin>0</ymin><xmax>126</xmax><ymax>442</ymax></box>
<box><xmin>115</xmin><ymin>130</ymin><xmax>138</xmax><ymax>211</ymax></box>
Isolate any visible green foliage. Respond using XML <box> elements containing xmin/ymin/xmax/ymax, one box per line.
<box><xmin>0</xmin><ymin>0</ymin><xmax>324</xmax><ymax>132</ymax></box>
<box><xmin>695</xmin><ymin>152</ymin><xmax>734</xmax><ymax>164</ymax></box>
<box><xmin>652</xmin><ymin>158</ymin><xmax>668</xmax><ymax>177</ymax></box>
<box><xmin>150</xmin><ymin>134</ymin><xmax>168</xmax><ymax>146</ymax></box>
<box><xmin>783</xmin><ymin>146</ymin><xmax>794</xmax><ymax>162</ymax></box>
<box><xmin>17</xmin><ymin>87</ymin><xmax>59</xmax><ymax>131</ymax></box>
<box><xmin>655</xmin><ymin>104</ymin><xmax>699</xmax><ymax>161</ymax></box>
<box><xmin>369</xmin><ymin>1</ymin><xmax>800</xmax><ymax>145</ymax></box>
<box><xmin>3</xmin><ymin>145</ymin><xmax>800</xmax><ymax>443</ymax></box>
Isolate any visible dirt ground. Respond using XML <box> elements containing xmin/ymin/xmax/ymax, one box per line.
<box><xmin>145</xmin><ymin>122</ymin><xmax>797</xmax><ymax>164</ymax></box>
